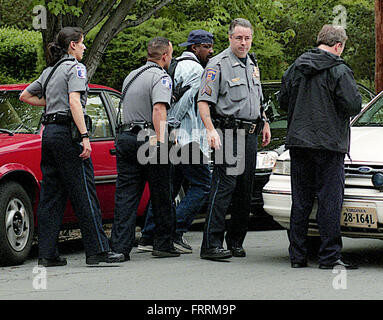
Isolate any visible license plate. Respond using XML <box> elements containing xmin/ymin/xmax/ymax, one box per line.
<box><xmin>341</xmin><ymin>206</ymin><xmax>378</xmax><ymax>229</ymax></box>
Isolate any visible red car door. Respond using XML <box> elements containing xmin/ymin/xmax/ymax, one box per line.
<box><xmin>84</xmin><ymin>90</ymin><xmax>118</xmax><ymax>220</ymax></box>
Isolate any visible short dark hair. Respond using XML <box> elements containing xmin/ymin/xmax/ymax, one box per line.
<box><xmin>46</xmin><ymin>26</ymin><xmax>84</xmax><ymax>66</ymax></box>
<box><xmin>229</xmin><ymin>18</ymin><xmax>253</xmax><ymax>35</ymax></box>
<box><xmin>316</xmin><ymin>24</ymin><xmax>348</xmax><ymax>47</ymax></box>
<box><xmin>147</xmin><ymin>37</ymin><xmax>171</xmax><ymax>61</ymax></box>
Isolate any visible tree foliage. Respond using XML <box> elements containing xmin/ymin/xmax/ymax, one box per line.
<box><xmin>30</xmin><ymin>0</ymin><xmax>172</xmax><ymax>79</ymax></box>
<box><xmin>276</xmin><ymin>0</ymin><xmax>375</xmax><ymax>89</ymax></box>
<box><xmin>0</xmin><ymin>0</ymin><xmax>375</xmax><ymax>91</ymax></box>
<box><xmin>93</xmin><ymin>0</ymin><xmax>296</xmax><ymax>89</ymax></box>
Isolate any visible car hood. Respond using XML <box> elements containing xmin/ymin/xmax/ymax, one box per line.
<box><xmin>274</xmin><ymin>127</ymin><xmax>383</xmax><ymax>165</ymax></box>
<box><xmin>349</xmin><ymin>127</ymin><xmax>383</xmax><ymax>165</ymax></box>
<box><xmin>0</xmin><ymin>134</ymin><xmax>41</xmax><ymax>153</ymax></box>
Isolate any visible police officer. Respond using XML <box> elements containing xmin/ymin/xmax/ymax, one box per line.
<box><xmin>19</xmin><ymin>26</ymin><xmax>124</xmax><ymax>266</ymax></box>
<box><xmin>198</xmin><ymin>18</ymin><xmax>271</xmax><ymax>260</ymax></box>
<box><xmin>138</xmin><ymin>30</ymin><xmax>214</xmax><ymax>254</ymax></box>
<box><xmin>110</xmin><ymin>37</ymin><xmax>180</xmax><ymax>259</ymax></box>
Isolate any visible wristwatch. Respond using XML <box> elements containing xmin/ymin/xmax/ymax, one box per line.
<box><xmin>80</xmin><ymin>132</ymin><xmax>89</xmax><ymax>139</ymax></box>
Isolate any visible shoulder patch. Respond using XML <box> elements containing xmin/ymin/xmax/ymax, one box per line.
<box><xmin>75</xmin><ymin>65</ymin><xmax>87</xmax><ymax>79</ymax></box>
<box><xmin>205</xmin><ymin>68</ymin><xmax>218</xmax><ymax>82</ymax></box>
<box><xmin>161</xmin><ymin>76</ymin><xmax>172</xmax><ymax>90</ymax></box>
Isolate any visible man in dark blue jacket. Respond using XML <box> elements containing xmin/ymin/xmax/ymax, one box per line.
<box><xmin>279</xmin><ymin>24</ymin><xmax>362</xmax><ymax>270</ymax></box>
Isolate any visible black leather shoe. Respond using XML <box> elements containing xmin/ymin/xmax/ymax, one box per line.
<box><xmin>319</xmin><ymin>259</ymin><xmax>358</xmax><ymax>270</ymax></box>
<box><xmin>200</xmin><ymin>247</ymin><xmax>232</xmax><ymax>260</ymax></box>
<box><xmin>291</xmin><ymin>261</ymin><xmax>307</xmax><ymax>268</ymax></box>
<box><xmin>38</xmin><ymin>256</ymin><xmax>67</xmax><ymax>267</ymax></box>
<box><xmin>152</xmin><ymin>248</ymin><xmax>180</xmax><ymax>258</ymax></box>
<box><xmin>228</xmin><ymin>246</ymin><xmax>246</xmax><ymax>257</ymax></box>
<box><xmin>86</xmin><ymin>251</ymin><xmax>125</xmax><ymax>265</ymax></box>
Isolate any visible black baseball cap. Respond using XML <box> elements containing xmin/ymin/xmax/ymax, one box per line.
<box><xmin>179</xmin><ymin>29</ymin><xmax>214</xmax><ymax>47</ymax></box>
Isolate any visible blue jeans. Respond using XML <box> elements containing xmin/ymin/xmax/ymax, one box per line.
<box><xmin>142</xmin><ymin>161</ymin><xmax>211</xmax><ymax>239</ymax></box>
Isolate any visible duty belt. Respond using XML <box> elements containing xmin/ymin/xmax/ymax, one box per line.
<box><xmin>41</xmin><ymin>111</ymin><xmax>71</xmax><ymax>125</ymax></box>
<box><xmin>121</xmin><ymin>121</ymin><xmax>154</xmax><ymax>134</ymax></box>
<box><xmin>213</xmin><ymin>117</ymin><xmax>262</xmax><ymax>135</ymax></box>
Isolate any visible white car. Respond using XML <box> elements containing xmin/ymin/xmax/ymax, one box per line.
<box><xmin>262</xmin><ymin>91</ymin><xmax>383</xmax><ymax>239</ymax></box>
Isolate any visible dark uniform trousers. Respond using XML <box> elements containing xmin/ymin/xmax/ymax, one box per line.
<box><xmin>111</xmin><ymin>131</ymin><xmax>174</xmax><ymax>256</ymax></box>
<box><xmin>289</xmin><ymin>147</ymin><xmax>344</xmax><ymax>265</ymax></box>
<box><xmin>202</xmin><ymin>130</ymin><xmax>258</xmax><ymax>250</ymax></box>
<box><xmin>37</xmin><ymin>124</ymin><xmax>110</xmax><ymax>259</ymax></box>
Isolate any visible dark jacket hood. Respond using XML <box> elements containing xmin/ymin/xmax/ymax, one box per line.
<box><xmin>295</xmin><ymin>47</ymin><xmax>344</xmax><ymax>76</ymax></box>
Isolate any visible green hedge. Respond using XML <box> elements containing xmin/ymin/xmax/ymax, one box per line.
<box><xmin>0</xmin><ymin>27</ymin><xmax>44</xmax><ymax>84</ymax></box>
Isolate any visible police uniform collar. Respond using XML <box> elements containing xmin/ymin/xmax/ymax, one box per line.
<box><xmin>227</xmin><ymin>47</ymin><xmax>253</xmax><ymax>68</ymax></box>
<box><xmin>63</xmin><ymin>53</ymin><xmax>78</xmax><ymax>63</ymax></box>
<box><xmin>145</xmin><ymin>60</ymin><xmax>164</xmax><ymax>70</ymax></box>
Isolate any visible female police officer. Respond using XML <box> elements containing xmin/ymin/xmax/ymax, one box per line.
<box><xmin>20</xmin><ymin>27</ymin><xmax>124</xmax><ymax>266</ymax></box>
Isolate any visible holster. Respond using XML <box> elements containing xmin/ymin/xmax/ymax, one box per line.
<box><xmin>119</xmin><ymin>121</ymin><xmax>154</xmax><ymax>134</ymax></box>
<box><xmin>70</xmin><ymin>114</ymin><xmax>93</xmax><ymax>142</ymax></box>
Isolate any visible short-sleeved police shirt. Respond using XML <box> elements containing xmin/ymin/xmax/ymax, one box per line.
<box><xmin>197</xmin><ymin>47</ymin><xmax>263</xmax><ymax>121</ymax></box>
<box><xmin>122</xmin><ymin>61</ymin><xmax>173</xmax><ymax>124</ymax></box>
<box><xmin>26</xmin><ymin>54</ymin><xmax>88</xmax><ymax>115</ymax></box>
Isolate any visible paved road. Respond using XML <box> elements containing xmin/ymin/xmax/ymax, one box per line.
<box><xmin>1</xmin><ymin>230</ymin><xmax>383</xmax><ymax>301</ymax></box>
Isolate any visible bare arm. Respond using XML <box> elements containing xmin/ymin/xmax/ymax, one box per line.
<box><xmin>261</xmin><ymin>111</ymin><xmax>271</xmax><ymax>147</ymax></box>
<box><xmin>198</xmin><ymin>101</ymin><xmax>221</xmax><ymax>150</ymax></box>
<box><xmin>19</xmin><ymin>89</ymin><xmax>46</xmax><ymax>106</ymax></box>
<box><xmin>69</xmin><ymin>92</ymin><xmax>91</xmax><ymax>159</ymax></box>
<box><xmin>152</xmin><ymin>102</ymin><xmax>167</xmax><ymax>143</ymax></box>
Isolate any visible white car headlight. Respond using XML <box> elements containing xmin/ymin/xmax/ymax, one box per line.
<box><xmin>272</xmin><ymin>159</ymin><xmax>291</xmax><ymax>175</ymax></box>
<box><xmin>256</xmin><ymin>151</ymin><xmax>279</xmax><ymax>170</ymax></box>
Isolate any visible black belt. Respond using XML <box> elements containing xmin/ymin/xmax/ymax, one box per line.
<box><xmin>121</xmin><ymin>121</ymin><xmax>154</xmax><ymax>134</ymax></box>
<box><xmin>213</xmin><ymin>117</ymin><xmax>262</xmax><ymax>135</ymax></box>
<box><xmin>41</xmin><ymin>112</ymin><xmax>71</xmax><ymax>125</ymax></box>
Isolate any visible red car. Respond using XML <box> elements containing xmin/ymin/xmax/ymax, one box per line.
<box><xmin>0</xmin><ymin>84</ymin><xmax>150</xmax><ymax>266</ymax></box>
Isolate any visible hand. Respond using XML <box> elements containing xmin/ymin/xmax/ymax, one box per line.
<box><xmin>207</xmin><ymin>128</ymin><xmax>222</xmax><ymax>150</ymax></box>
<box><xmin>172</xmin><ymin>82</ymin><xmax>191</xmax><ymax>103</ymax></box>
<box><xmin>262</xmin><ymin>122</ymin><xmax>271</xmax><ymax>147</ymax></box>
<box><xmin>79</xmin><ymin>137</ymin><xmax>92</xmax><ymax>159</ymax></box>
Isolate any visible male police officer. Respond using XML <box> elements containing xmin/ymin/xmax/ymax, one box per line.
<box><xmin>138</xmin><ymin>30</ymin><xmax>214</xmax><ymax>254</ymax></box>
<box><xmin>110</xmin><ymin>37</ymin><xmax>180</xmax><ymax>259</ymax></box>
<box><xmin>198</xmin><ymin>18</ymin><xmax>271</xmax><ymax>260</ymax></box>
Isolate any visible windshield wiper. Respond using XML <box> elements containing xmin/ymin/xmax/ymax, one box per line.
<box><xmin>0</xmin><ymin>129</ymin><xmax>14</xmax><ymax>136</ymax></box>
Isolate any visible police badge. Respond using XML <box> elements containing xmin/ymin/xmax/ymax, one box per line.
<box><xmin>253</xmin><ymin>66</ymin><xmax>260</xmax><ymax>80</ymax></box>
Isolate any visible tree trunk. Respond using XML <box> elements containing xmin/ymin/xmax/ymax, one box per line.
<box><xmin>376</xmin><ymin>0</ymin><xmax>383</xmax><ymax>94</ymax></box>
<box><xmin>40</xmin><ymin>0</ymin><xmax>172</xmax><ymax>81</ymax></box>
<box><xmin>82</xmin><ymin>1</ymin><xmax>133</xmax><ymax>80</ymax></box>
